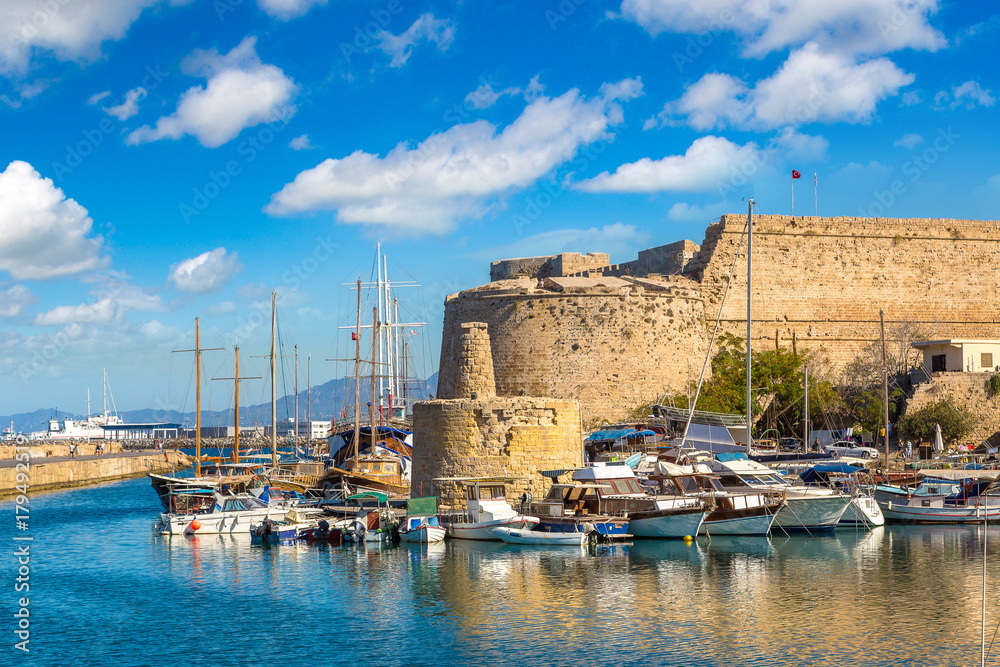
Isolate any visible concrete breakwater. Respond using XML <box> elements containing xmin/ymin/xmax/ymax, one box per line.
<box><xmin>0</xmin><ymin>449</ymin><xmax>192</xmax><ymax>495</ymax></box>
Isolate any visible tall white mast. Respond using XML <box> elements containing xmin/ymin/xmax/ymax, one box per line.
<box><xmin>376</xmin><ymin>242</ymin><xmax>384</xmax><ymax>419</ymax></box>
<box><xmin>746</xmin><ymin>199</ymin><xmax>754</xmax><ymax>454</ymax></box>
<box><xmin>270</xmin><ymin>290</ymin><xmax>277</xmax><ymax>468</ymax></box>
<box><xmin>294</xmin><ymin>344</ymin><xmax>299</xmax><ymax>449</ymax></box>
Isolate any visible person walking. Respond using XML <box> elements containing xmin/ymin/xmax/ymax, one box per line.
<box><xmin>69</xmin><ymin>443</ymin><xmax>76</xmax><ymax>458</ymax></box>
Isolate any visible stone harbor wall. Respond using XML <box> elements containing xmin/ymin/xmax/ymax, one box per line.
<box><xmin>438</xmin><ymin>214</ymin><xmax>1000</xmax><ymax>421</ymax></box>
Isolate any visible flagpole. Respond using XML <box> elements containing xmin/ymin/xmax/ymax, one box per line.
<box><xmin>791</xmin><ymin>174</ymin><xmax>794</xmax><ymax>216</ymax></box>
<box><xmin>814</xmin><ymin>171</ymin><xmax>818</xmax><ymax>216</ymax></box>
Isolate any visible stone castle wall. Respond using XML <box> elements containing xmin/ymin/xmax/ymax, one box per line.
<box><xmin>440</xmin><ymin>214</ymin><xmax>1000</xmax><ymax>421</ymax></box>
<box><xmin>411</xmin><ymin>397</ymin><xmax>583</xmax><ymax>500</ymax></box>
<box><xmin>436</xmin><ymin>277</ymin><xmax>707</xmax><ymax>423</ymax></box>
<box><xmin>693</xmin><ymin>215</ymin><xmax>1000</xmax><ymax>368</ymax></box>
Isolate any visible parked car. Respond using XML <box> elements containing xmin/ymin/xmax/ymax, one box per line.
<box><xmin>823</xmin><ymin>441</ymin><xmax>879</xmax><ymax>459</ymax></box>
<box><xmin>780</xmin><ymin>437</ymin><xmax>803</xmax><ymax>451</ymax></box>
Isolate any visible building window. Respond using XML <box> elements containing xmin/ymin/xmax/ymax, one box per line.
<box><xmin>983</xmin><ymin>353</ymin><xmax>993</xmax><ymax>369</ymax></box>
<box><xmin>932</xmin><ymin>354</ymin><xmax>947</xmax><ymax>372</ymax></box>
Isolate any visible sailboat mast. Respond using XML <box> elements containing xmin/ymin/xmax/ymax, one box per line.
<box><xmin>234</xmin><ymin>345</ymin><xmax>241</xmax><ymax>464</ymax></box>
<box><xmin>195</xmin><ymin>318</ymin><xmax>202</xmax><ymax>476</ymax></box>
<box><xmin>376</xmin><ymin>242</ymin><xmax>384</xmax><ymax>420</ymax></box>
<box><xmin>307</xmin><ymin>354</ymin><xmax>311</xmax><ymax>448</ymax></box>
<box><xmin>371</xmin><ymin>306</ymin><xmax>378</xmax><ymax>435</ymax></box>
<box><xmin>294</xmin><ymin>344</ymin><xmax>299</xmax><ymax>451</ymax></box>
<box><xmin>881</xmin><ymin>309</ymin><xmax>889</xmax><ymax>466</ymax></box>
<box><xmin>353</xmin><ymin>279</ymin><xmax>361</xmax><ymax>465</ymax></box>
<box><xmin>746</xmin><ymin>199</ymin><xmax>754</xmax><ymax>453</ymax></box>
<box><xmin>803</xmin><ymin>365</ymin><xmax>809</xmax><ymax>452</ymax></box>
<box><xmin>270</xmin><ymin>290</ymin><xmax>277</xmax><ymax>468</ymax></box>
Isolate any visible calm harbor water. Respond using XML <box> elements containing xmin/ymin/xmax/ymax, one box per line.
<box><xmin>4</xmin><ymin>478</ymin><xmax>999</xmax><ymax>666</ymax></box>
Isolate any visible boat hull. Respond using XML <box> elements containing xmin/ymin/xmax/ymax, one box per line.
<box><xmin>443</xmin><ymin>516</ymin><xmax>539</xmax><ymax>541</ymax></box>
<box><xmin>700</xmin><ymin>505</ymin><xmax>779</xmax><ymax>536</ymax></box>
<box><xmin>878</xmin><ymin>501</ymin><xmax>1000</xmax><ymax>524</ymax></box>
<box><xmin>629</xmin><ymin>507</ymin><xmax>710</xmax><ymax>539</ymax></box>
<box><xmin>399</xmin><ymin>525</ymin><xmax>446</xmax><ymax>543</ymax></box>
<box><xmin>774</xmin><ymin>495</ymin><xmax>851</xmax><ymax>532</ymax></box>
<box><xmin>839</xmin><ymin>496</ymin><xmax>885</xmax><ymax>527</ymax></box>
<box><xmin>491</xmin><ymin>526</ymin><xmax>587</xmax><ymax>545</ymax></box>
<box><xmin>160</xmin><ymin>508</ymin><xmax>287</xmax><ymax>535</ymax></box>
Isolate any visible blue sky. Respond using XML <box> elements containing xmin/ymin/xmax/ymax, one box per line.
<box><xmin>0</xmin><ymin>0</ymin><xmax>997</xmax><ymax>417</ymax></box>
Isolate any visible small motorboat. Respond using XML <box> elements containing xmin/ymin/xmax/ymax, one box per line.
<box><xmin>491</xmin><ymin>525</ymin><xmax>591</xmax><ymax>545</ymax></box>
<box><xmin>398</xmin><ymin>496</ymin><xmax>446</xmax><ymax>543</ymax></box>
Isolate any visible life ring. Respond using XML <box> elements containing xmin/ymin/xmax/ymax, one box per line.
<box><xmin>876</xmin><ymin>468</ymin><xmax>884</xmax><ymax>478</ymax></box>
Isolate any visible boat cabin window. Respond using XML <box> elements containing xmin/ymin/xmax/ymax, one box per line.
<box><xmin>223</xmin><ymin>499</ymin><xmax>249</xmax><ymax>512</ymax></box>
<box><xmin>606</xmin><ymin>479</ymin><xmax>643</xmax><ymax>494</ymax></box>
<box><xmin>718</xmin><ymin>474</ymin><xmax>745</xmax><ymax>487</ymax></box>
<box><xmin>674</xmin><ymin>476</ymin><xmax>701</xmax><ymax>494</ymax></box>
<box><xmin>468</xmin><ymin>484</ymin><xmax>506</xmax><ymax>501</ymax></box>
<box><xmin>706</xmin><ymin>478</ymin><xmax>726</xmax><ymax>493</ymax></box>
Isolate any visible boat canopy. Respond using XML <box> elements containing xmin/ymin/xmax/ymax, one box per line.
<box><xmin>347</xmin><ymin>491</ymin><xmax>389</xmax><ymax>503</ymax></box>
<box><xmin>587</xmin><ymin>428</ymin><xmax>635</xmax><ymax>441</ymax></box>
<box><xmin>685</xmin><ymin>423</ymin><xmax>742</xmax><ymax>452</ymax></box>
<box><xmin>917</xmin><ymin>469</ymin><xmax>1000</xmax><ymax>481</ymax></box>
<box><xmin>798</xmin><ymin>463</ymin><xmax>866</xmax><ymax>484</ymax></box>
<box><xmin>406</xmin><ymin>496</ymin><xmax>439</xmax><ymax>516</ymax></box>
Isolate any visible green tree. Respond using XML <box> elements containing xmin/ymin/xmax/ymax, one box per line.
<box><xmin>897</xmin><ymin>399</ymin><xmax>974</xmax><ymax>445</ymax></box>
<box><xmin>671</xmin><ymin>333</ymin><xmax>842</xmax><ymax>436</ymax></box>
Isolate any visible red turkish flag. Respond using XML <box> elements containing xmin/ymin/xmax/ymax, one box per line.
<box><xmin>351</xmin><ymin>332</ymin><xmax>358</xmax><ymax>340</ymax></box>
<box><xmin>791</xmin><ymin>170</ymin><xmax>801</xmax><ymax>179</ymax></box>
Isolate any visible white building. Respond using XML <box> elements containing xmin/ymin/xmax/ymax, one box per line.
<box><xmin>275</xmin><ymin>419</ymin><xmax>333</xmax><ymax>440</ymax></box>
<box><xmin>912</xmin><ymin>339</ymin><xmax>1000</xmax><ymax>373</ymax></box>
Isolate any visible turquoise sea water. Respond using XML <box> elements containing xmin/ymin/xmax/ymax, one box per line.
<box><xmin>3</xmin><ymin>478</ymin><xmax>1000</xmax><ymax>666</ymax></box>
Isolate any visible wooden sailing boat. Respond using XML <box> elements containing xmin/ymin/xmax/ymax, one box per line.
<box><xmin>317</xmin><ymin>276</ymin><xmax>410</xmax><ymax>498</ymax></box>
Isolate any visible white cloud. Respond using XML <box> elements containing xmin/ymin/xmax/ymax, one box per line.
<box><xmin>0</xmin><ymin>80</ymin><xmax>49</xmax><ymax>108</ymax></box>
<box><xmin>207</xmin><ymin>300</ymin><xmax>238</xmax><ymax>316</ymax></box>
<box><xmin>376</xmin><ymin>13</ymin><xmax>455</xmax><ymax>67</ymax></box>
<box><xmin>655</xmin><ymin>43</ymin><xmax>913</xmax><ymax>131</ymax></box>
<box><xmin>900</xmin><ymin>91</ymin><xmax>921</xmax><ymax>106</ymax></box>
<box><xmin>893</xmin><ymin>133</ymin><xmax>924</xmax><ymax>149</ymax></box>
<box><xmin>0</xmin><ymin>161</ymin><xmax>108</xmax><ymax>279</ymax></box>
<box><xmin>87</xmin><ymin>90</ymin><xmax>111</xmax><ymax>105</ymax></box>
<box><xmin>666</xmin><ymin>202</ymin><xmax>727</xmax><ymax>223</ymax></box>
<box><xmin>462</xmin><ymin>223</ymin><xmax>650</xmax><ymax>264</ymax></box>
<box><xmin>0</xmin><ymin>284</ymin><xmax>36</xmax><ymax>317</ymax></box>
<box><xmin>465</xmin><ymin>81</ymin><xmax>521</xmax><ymax>110</ymax></box>
<box><xmin>266</xmin><ymin>80</ymin><xmax>643</xmax><ymax>234</ymax></box>
<box><xmin>576</xmin><ymin>135</ymin><xmax>761</xmax><ymax>193</ymax></box>
<box><xmin>103</xmin><ymin>86</ymin><xmax>147</xmax><ymax>121</ymax></box>
<box><xmin>139</xmin><ymin>319</ymin><xmax>180</xmax><ymax>339</ymax></box>
<box><xmin>33</xmin><ymin>279</ymin><xmax>163</xmax><ymax>326</ymax></box>
<box><xmin>950</xmin><ymin>81</ymin><xmax>995</xmax><ymax>109</ymax></box>
<box><xmin>126</xmin><ymin>37</ymin><xmax>297</xmax><ymax>148</ymax></box>
<box><xmin>168</xmin><ymin>247</ymin><xmax>242</xmax><ymax>293</ymax></box>
<box><xmin>645</xmin><ymin>73</ymin><xmax>749</xmax><ymax>131</ymax></box>
<box><xmin>619</xmin><ymin>0</ymin><xmax>945</xmax><ymax>57</ymax></box>
<box><xmin>289</xmin><ymin>134</ymin><xmax>315</xmax><ymax>150</ymax></box>
<box><xmin>0</xmin><ymin>0</ymin><xmax>186</xmax><ymax>76</ymax></box>
<box><xmin>771</xmin><ymin>127</ymin><xmax>828</xmax><ymax>161</ymax></box>
<box><xmin>256</xmin><ymin>0</ymin><xmax>327</xmax><ymax>20</ymax></box>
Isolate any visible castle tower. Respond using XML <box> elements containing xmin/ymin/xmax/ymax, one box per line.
<box><xmin>451</xmin><ymin>322</ymin><xmax>496</xmax><ymax>399</ymax></box>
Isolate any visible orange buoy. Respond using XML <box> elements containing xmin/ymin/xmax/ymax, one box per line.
<box><xmin>189</xmin><ymin>519</ymin><xmax>202</xmax><ymax>531</ymax></box>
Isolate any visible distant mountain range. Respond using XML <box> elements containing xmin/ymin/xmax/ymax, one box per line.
<box><xmin>1</xmin><ymin>373</ymin><xmax>438</xmax><ymax>434</ymax></box>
